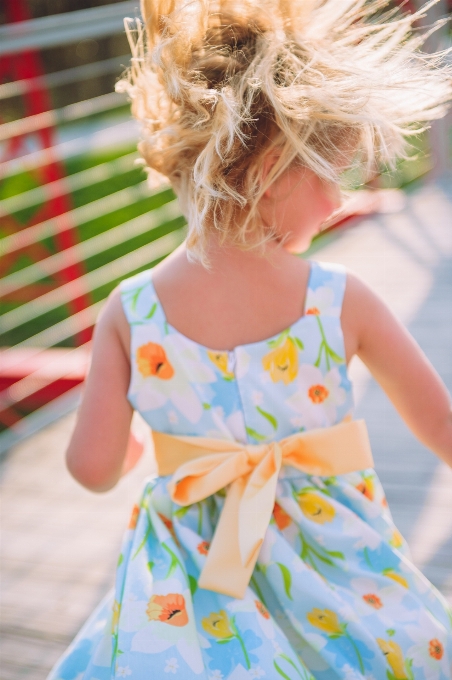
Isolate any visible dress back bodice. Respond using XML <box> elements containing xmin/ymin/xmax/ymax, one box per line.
<box><xmin>119</xmin><ymin>260</ymin><xmax>354</xmax><ymax>443</ymax></box>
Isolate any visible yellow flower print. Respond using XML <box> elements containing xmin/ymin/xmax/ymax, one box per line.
<box><xmin>136</xmin><ymin>342</ymin><xmax>174</xmax><ymax>379</ymax></box>
<box><xmin>262</xmin><ymin>337</ymin><xmax>298</xmax><ymax>385</ymax></box>
<box><xmin>384</xmin><ymin>569</ymin><xmax>409</xmax><ymax>589</ymax></box>
<box><xmin>306</xmin><ymin>608</ymin><xmax>342</xmax><ymax>635</ymax></box>
<box><xmin>377</xmin><ymin>638</ymin><xmax>409</xmax><ymax>679</ymax></box>
<box><xmin>298</xmin><ymin>492</ymin><xmax>335</xmax><ymax>524</ymax></box>
<box><xmin>202</xmin><ymin>610</ymin><xmax>234</xmax><ymax>639</ymax></box>
<box><xmin>207</xmin><ymin>351</ymin><xmax>234</xmax><ymax>379</ymax></box>
<box><xmin>389</xmin><ymin>529</ymin><xmax>404</xmax><ymax>548</ymax></box>
<box><xmin>112</xmin><ymin>599</ymin><xmax>121</xmax><ymax>633</ymax></box>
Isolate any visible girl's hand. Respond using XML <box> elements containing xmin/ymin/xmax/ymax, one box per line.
<box><xmin>121</xmin><ymin>431</ymin><xmax>145</xmax><ymax>477</ymax></box>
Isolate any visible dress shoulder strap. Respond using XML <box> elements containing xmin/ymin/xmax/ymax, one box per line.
<box><xmin>119</xmin><ymin>269</ymin><xmax>157</xmax><ymax>325</ymax></box>
<box><xmin>304</xmin><ymin>260</ymin><xmax>347</xmax><ymax>318</ymax></box>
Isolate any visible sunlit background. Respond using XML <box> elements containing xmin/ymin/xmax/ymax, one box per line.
<box><xmin>0</xmin><ymin>2</ymin><xmax>451</xmax><ymax>678</ymax></box>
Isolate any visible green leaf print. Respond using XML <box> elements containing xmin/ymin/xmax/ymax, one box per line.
<box><xmin>276</xmin><ymin>562</ymin><xmax>293</xmax><ymax>600</ymax></box>
<box><xmin>188</xmin><ymin>574</ymin><xmax>198</xmax><ymax>596</ymax></box>
<box><xmin>274</xmin><ymin>660</ymin><xmax>292</xmax><ymax>680</ymax></box>
<box><xmin>276</xmin><ymin>654</ymin><xmax>314</xmax><ymax>680</ymax></box>
<box><xmin>245</xmin><ymin>426</ymin><xmax>268</xmax><ymax>442</ymax></box>
<box><xmin>314</xmin><ymin>316</ymin><xmax>344</xmax><ymax>370</ymax></box>
<box><xmin>162</xmin><ymin>542</ymin><xmax>186</xmax><ymax>578</ymax></box>
<box><xmin>267</xmin><ymin>328</ymin><xmax>290</xmax><ymax>349</ymax></box>
<box><xmin>174</xmin><ymin>505</ymin><xmax>191</xmax><ymax>519</ymax></box>
<box><xmin>386</xmin><ymin>628</ymin><xmax>396</xmax><ymax>637</ymax></box>
<box><xmin>293</xmin><ymin>336</ymin><xmax>304</xmax><ymax>351</ymax></box>
<box><xmin>132</xmin><ymin>519</ymin><xmax>153</xmax><ymax>559</ymax></box>
<box><xmin>147</xmin><ymin>561</ymin><xmax>154</xmax><ymax>572</ymax></box>
<box><xmin>256</xmin><ymin>405</ymin><xmax>278</xmax><ymax>430</ymax></box>
<box><xmin>130</xmin><ymin>285</ymin><xmax>146</xmax><ymax>311</ymax></box>
<box><xmin>202</xmin><ymin>402</ymin><xmax>211</xmax><ymax>410</ymax></box>
<box><xmin>117</xmin><ymin>553</ymin><xmax>123</xmax><ymax>567</ymax></box>
<box><xmin>144</xmin><ymin>302</ymin><xmax>157</xmax><ymax>319</ymax></box>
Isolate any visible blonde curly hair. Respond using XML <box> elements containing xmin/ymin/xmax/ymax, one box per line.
<box><xmin>116</xmin><ymin>0</ymin><xmax>451</xmax><ymax>267</ymax></box>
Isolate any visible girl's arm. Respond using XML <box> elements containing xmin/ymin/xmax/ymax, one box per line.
<box><xmin>66</xmin><ymin>288</ymin><xmax>137</xmax><ymax>491</ymax></box>
<box><xmin>342</xmin><ymin>272</ymin><xmax>452</xmax><ymax>467</ymax></box>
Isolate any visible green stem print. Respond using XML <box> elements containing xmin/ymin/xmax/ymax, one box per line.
<box><xmin>314</xmin><ymin>316</ymin><xmax>343</xmax><ymax>370</ymax></box>
<box><xmin>202</xmin><ymin>611</ymin><xmax>251</xmax><ymax>670</ymax></box>
<box><xmin>250</xmin><ymin>574</ymin><xmax>268</xmax><ymax>609</ymax></box>
<box><xmin>274</xmin><ymin>653</ymin><xmax>314</xmax><ymax>680</ymax></box>
<box><xmin>162</xmin><ymin>542</ymin><xmax>187</xmax><ymax>579</ymax></box>
<box><xmin>307</xmin><ymin>609</ymin><xmax>365</xmax><ymax>675</ymax></box>
<box><xmin>197</xmin><ymin>502</ymin><xmax>203</xmax><ymax>535</ymax></box>
<box><xmin>343</xmin><ymin>629</ymin><xmax>365</xmax><ymax>674</ymax></box>
<box><xmin>230</xmin><ymin>617</ymin><xmax>251</xmax><ymax>669</ymax></box>
<box><xmin>298</xmin><ymin>528</ymin><xmax>344</xmax><ymax>574</ymax></box>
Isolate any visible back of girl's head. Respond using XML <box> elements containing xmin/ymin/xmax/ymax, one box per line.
<box><xmin>117</xmin><ymin>0</ymin><xmax>451</xmax><ymax>267</ymax></box>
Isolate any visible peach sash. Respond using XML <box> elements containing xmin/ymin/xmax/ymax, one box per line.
<box><xmin>152</xmin><ymin>420</ymin><xmax>374</xmax><ymax>599</ymax></box>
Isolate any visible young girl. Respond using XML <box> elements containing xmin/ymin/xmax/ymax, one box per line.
<box><xmin>48</xmin><ymin>1</ymin><xmax>452</xmax><ymax>679</ymax></box>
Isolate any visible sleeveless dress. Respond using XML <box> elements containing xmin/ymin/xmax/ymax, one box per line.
<box><xmin>48</xmin><ymin>260</ymin><xmax>452</xmax><ymax>680</ymax></box>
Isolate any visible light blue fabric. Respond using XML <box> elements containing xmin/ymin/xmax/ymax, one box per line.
<box><xmin>48</xmin><ymin>260</ymin><xmax>452</xmax><ymax>680</ymax></box>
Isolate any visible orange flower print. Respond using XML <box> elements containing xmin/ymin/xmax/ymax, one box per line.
<box><xmin>146</xmin><ymin>593</ymin><xmax>188</xmax><ymax>626</ymax></box>
<box><xmin>362</xmin><ymin>593</ymin><xmax>383</xmax><ymax>609</ymax></box>
<box><xmin>306</xmin><ymin>307</ymin><xmax>320</xmax><ymax>315</ymax></box>
<box><xmin>429</xmin><ymin>638</ymin><xmax>444</xmax><ymax>660</ymax></box>
<box><xmin>262</xmin><ymin>337</ymin><xmax>298</xmax><ymax>385</ymax></box>
<box><xmin>273</xmin><ymin>502</ymin><xmax>292</xmax><ymax>530</ymax></box>
<box><xmin>128</xmin><ymin>504</ymin><xmax>140</xmax><ymax>530</ymax></box>
<box><xmin>298</xmin><ymin>492</ymin><xmax>335</xmax><ymax>524</ymax></box>
<box><xmin>137</xmin><ymin>342</ymin><xmax>174</xmax><ymax>379</ymax></box>
<box><xmin>255</xmin><ymin>600</ymin><xmax>270</xmax><ymax>620</ymax></box>
<box><xmin>308</xmin><ymin>384</ymin><xmax>329</xmax><ymax>404</ymax></box>
<box><xmin>197</xmin><ymin>541</ymin><xmax>210</xmax><ymax>555</ymax></box>
<box><xmin>356</xmin><ymin>475</ymin><xmax>375</xmax><ymax>501</ymax></box>
<box><xmin>158</xmin><ymin>513</ymin><xmax>179</xmax><ymax>545</ymax></box>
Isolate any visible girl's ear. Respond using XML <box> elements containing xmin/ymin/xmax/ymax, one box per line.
<box><xmin>260</xmin><ymin>150</ymin><xmax>281</xmax><ymax>199</ymax></box>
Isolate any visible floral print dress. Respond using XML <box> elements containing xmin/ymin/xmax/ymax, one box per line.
<box><xmin>48</xmin><ymin>260</ymin><xmax>452</xmax><ymax>680</ymax></box>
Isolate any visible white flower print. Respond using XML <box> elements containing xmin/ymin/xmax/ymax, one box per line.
<box><xmin>349</xmin><ymin>576</ymin><xmax>408</xmax><ymax>620</ymax></box>
<box><xmin>285</xmin><ymin>365</ymin><xmax>345</xmax><ymax>429</ymax></box>
<box><xmin>209</xmin><ymin>671</ymin><xmax>224</xmax><ymax>680</ymax></box>
<box><xmin>405</xmin><ymin>612</ymin><xmax>449</xmax><ymax>680</ymax></box>
<box><xmin>271</xmin><ymin>640</ymin><xmax>283</xmax><ymax>655</ymax></box>
<box><xmin>289</xmin><ymin>415</ymin><xmax>305</xmax><ymax>428</ymax></box>
<box><xmin>305</xmin><ymin>285</ymin><xmax>340</xmax><ymax>317</ymax></box>
<box><xmin>164</xmin><ymin>658</ymin><xmax>179</xmax><ymax>674</ymax></box>
<box><xmin>341</xmin><ymin>515</ymin><xmax>383</xmax><ymax>549</ymax></box>
<box><xmin>252</xmin><ymin>390</ymin><xmax>264</xmax><ymax>406</ymax></box>
<box><xmin>120</xmin><ymin>581</ymin><xmax>203</xmax><ymax>674</ymax></box>
<box><xmin>133</xmin><ymin>327</ymin><xmax>216</xmax><ymax>424</ymax></box>
<box><xmin>341</xmin><ymin>664</ymin><xmax>364</xmax><ymax>680</ymax></box>
<box><xmin>116</xmin><ymin>666</ymin><xmax>132</xmax><ymax>677</ymax></box>
<box><xmin>249</xmin><ymin>667</ymin><xmax>265</xmax><ymax>678</ymax></box>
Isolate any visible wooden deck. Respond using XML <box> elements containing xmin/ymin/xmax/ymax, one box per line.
<box><xmin>1</xmin><ymin>177</ymin><xmax>451</xmax><ymax>679</ymax></box>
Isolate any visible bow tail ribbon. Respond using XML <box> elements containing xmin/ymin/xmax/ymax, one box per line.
<box><xmin>153</xmin><ymin>420</ymin><xmax>373</xmax><ymax>599</ymax></box>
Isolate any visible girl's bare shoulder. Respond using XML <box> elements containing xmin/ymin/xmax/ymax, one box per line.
<box><xmin>96</xmin><ymin>286</ymin><xmax>131</xmax><ymax>362</ymax></box>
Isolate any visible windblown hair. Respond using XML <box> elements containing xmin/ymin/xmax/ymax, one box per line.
<box><xmin>117</xmin><ymin>0</ymin><xmax>451</xmax><ymax>267</ymax></box>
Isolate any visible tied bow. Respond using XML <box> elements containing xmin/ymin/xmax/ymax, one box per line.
<box><xmin>153</xmin><ymin>420</ymin><xmax>373</xmax><ymax>599</ymax></box>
